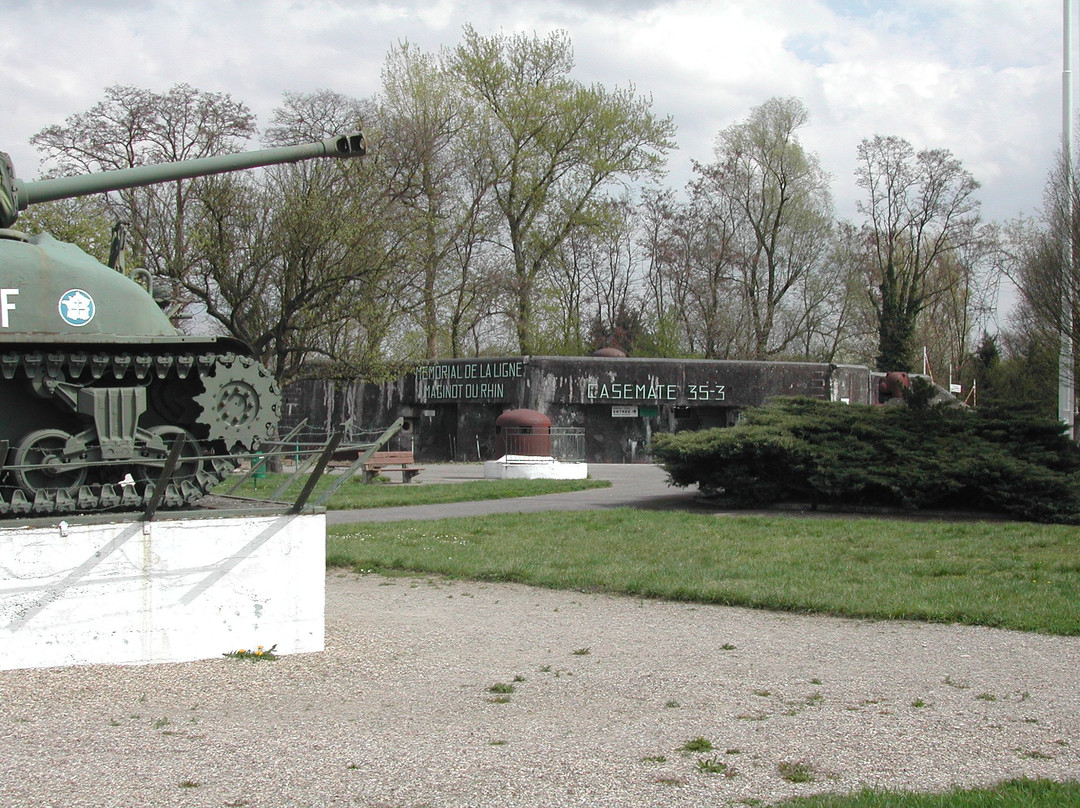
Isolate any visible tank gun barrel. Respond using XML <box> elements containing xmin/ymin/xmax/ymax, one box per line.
<box><xmin>0</xmin><ymin>133</ymin><xmax>365</xmax><ymax>228</ymax></box>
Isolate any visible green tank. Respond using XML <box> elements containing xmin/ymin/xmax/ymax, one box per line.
<box><xmin>0</xmin><ymin>133</ymin><xmax>366</xmax><ymax>515</ymax></box>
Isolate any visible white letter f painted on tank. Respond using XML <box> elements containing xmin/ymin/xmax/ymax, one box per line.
<box><xmin>1</xmin><ymin>288</ymin><xmax>18</xmax><ymax>327</ymax></box>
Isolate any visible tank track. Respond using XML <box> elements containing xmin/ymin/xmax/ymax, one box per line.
<box><xmin>0</xmin><ymin>346</ymin><xmax>279</xmax><ymax>517</ymax></box>
<box><xmin>0</xmin><ymin>457</ymin><xmax>236</xmax><ymax>517</ymax></box>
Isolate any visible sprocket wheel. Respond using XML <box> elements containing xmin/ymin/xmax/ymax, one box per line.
<box><xmin>193</xmin><ymin>354</ymin><xmax>281</xmax><ymax>452</ymax></box>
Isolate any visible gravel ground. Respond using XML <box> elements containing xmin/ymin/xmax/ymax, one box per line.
<box><xmin>2</xmin><ymin>570</ymin><xmax>1079</xmax><ymax>808</ymax></box>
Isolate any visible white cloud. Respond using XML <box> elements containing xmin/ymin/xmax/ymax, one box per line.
<box><xmin>0</xmin><ymin>0</ymin><xmax>1064</xmax><ymax>224</ymax></box>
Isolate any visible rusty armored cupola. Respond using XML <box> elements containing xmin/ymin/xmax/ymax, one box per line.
<box><xmin>494</xmin><ymin>408</ymin><xmax>552</xmax><ymax>458</ymax></box>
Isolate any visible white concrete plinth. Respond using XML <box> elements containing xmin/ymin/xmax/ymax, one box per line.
<box><xmin>484</xmin><ymin>455</ymin><xmax>589</xmax><ymax>480</ymax></box>
<box><xmin>0</xmin><ymin>512</ymin><xmax>325</xmax><ymax>671</ymax></box>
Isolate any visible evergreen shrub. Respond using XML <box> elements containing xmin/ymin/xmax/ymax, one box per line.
<box><xmin>651</xmin><ymin>395</ymin><xmax>1080</xmax><ymax>523</ymax></box>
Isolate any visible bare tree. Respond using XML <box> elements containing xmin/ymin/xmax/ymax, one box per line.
<box><xmin>915</xmin><ymin>233</ymin><xmax>1000</xmax><ymax>388</ymax></box>
<box><xmin>546</xmin><ymin>196</ymin><xmax>641</xmax><ymax>353</ymax></box>
<box><xmin>855</xmin><ymin>135</ymin><xmax>982</xmax><ymax>372</ymax></box>
<box><xmin>637</xmin><ymin>190</ymin><xmax>674</xmax><ymax>353</ymax></box>
<box><xmin>781</xmin><ymin>221</ymin><xmax>872</xmax><ymax>363</ymax></box>
<box><xmin>1000</xmin><ymin>148</ymin><xmax>1080</xmax><ymax>405</ymax></box>
<box><xmin>637</xmin><ymin>188</ymin><xmax>741</xmax><ymax>358</ymax></box>
<box><xmin>680</xmin><ymin>176</ymin><xmax>746</xmax><ymax>357</ymax></box>
<box><xmin>220</xmin><ymin>90</ymin><xmax>409</xmax><ymax>381</ymax></box>
<box><xmin>30</xmin><ymin>84</ymin><xmax>257</xmax><ymax>312</ymax></box>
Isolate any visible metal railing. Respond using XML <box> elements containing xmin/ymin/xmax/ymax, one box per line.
<box><xmin>497</xmin><ymin>426</ymin><xmax>585</xmax><ymax>463</ymax></box>
<box><xmin>221</xmin><ymin>418</ymin><xmax>408</xmax><ymax>509</ymax></box>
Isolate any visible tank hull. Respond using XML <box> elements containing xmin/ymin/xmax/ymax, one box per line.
<box><xmin>0</xmin><ymin>131</ymin><xmax>365</xmax><ymax>515</ymax></box>
<box><xmin>0</xmin><ymin>235</ymin><xmax>279</xmax><ymax>515</ymax></box>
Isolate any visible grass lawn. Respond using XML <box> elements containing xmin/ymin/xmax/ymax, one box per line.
<box><xmin>216</xmin><ymin>472</ymin><xmax>609</xmax><ymax>510</ymax></box>
<box><xmin>328</xmin><ymin>508</ymin><xmax>1080</xmax><ymax>635</ymax></box>
<box><xmin>768</xmin><ymin>778</ymin><xmax>1080</xmax><ymax>806</ymax></box>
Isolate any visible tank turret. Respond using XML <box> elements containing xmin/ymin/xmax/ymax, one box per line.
<box><xmin>0</xmin><ymin>133</ymin><xmax>366</xmax><ymax>515</ymax></box>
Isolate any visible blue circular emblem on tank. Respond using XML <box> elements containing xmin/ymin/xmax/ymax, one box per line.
<box><xmin>58</xmin><ymin>288</ymin><xmax>96</xmax><ymax>327</ymax></box>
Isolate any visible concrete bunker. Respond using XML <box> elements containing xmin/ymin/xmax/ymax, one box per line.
<box><xmin>282</xmin><ymin>356</ymin><xmax>876</xmax><ymax>464</ymax></box>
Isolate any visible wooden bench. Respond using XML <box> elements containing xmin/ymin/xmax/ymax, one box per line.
<box><xmin>362</xmin><ymin>450</ymin><xmax>424</xmax><ymax>483</ymax></box>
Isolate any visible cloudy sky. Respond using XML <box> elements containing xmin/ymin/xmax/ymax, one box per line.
<box><xmin>0</xmin><ymin>0</ymin><xmax>1067</xmax><ymax>223</ymax></box>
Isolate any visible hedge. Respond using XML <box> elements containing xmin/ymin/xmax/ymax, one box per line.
<box><xmin>651</xmin><ymin>395</ymin><xmax>1080</xmax><ymax>523</ymax></box>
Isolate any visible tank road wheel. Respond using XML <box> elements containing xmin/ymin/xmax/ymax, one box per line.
<box><xmin>193</xmin><ymin>355</ymin><xmax>281</xmax><ymax>452</ymax></box>
<box><xmin>134</xmin><ymin>426</ymin><xmax>204</xmax><ymax>486</ymax></box>
<box><xmin>11</xmin><ymin>429</ymin><xmax>88</xmax><ymax>498</ymax></box>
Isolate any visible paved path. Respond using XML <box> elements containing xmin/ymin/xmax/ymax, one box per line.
<box><xmin>325</xmin><ymin>463</ymin><xmax>696</xmax><ymax>525</ymax></box>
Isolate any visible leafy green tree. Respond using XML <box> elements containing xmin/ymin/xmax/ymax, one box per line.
<box><xmin>377</xmin><ymin>41</ymin><xmax>496</xmax><ymax>359</ymax></box>
<box><xmin>639</xmin><ymin>99</ymin><xmax>845</xmax><ymax>362</ymax></box>
<box><xmin>17</xmin><ymin>196</ymin><xmax>114</xmax><ymax>264</ymax></box>
<box><xmin>974</xmin><ymin>318</ymin><xmax>1058</xmax><ymax>417</ymax></box>
<box><xmin>694</xmin><ymin>97</ymin><xmax>834</xmax><ymax>359</ymax></box>
<box><xmin>451</xmin><ymin>26</ymin><xmax>675</xmax><ymax>354</ymax></box>
<box><xmin>855</xmin><ymin>135</ymin><xmax>982</xmax><ymax>372</ymax></box>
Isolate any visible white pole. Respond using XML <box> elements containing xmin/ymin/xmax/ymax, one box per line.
<box><xmin>1060</xmin><ymin>0</ymin><xmax>1076</xmax><ymax>436</ymax></box>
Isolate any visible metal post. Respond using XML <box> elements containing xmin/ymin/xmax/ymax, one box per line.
<box><xmin>1061</xmin><ymin>0</ymin><xmax>1076</xmax><ymax>437</ymax></box>
<box><xmin>222</xmin><ymin>418</ymin><xmax>309</xmax><ymax>496</ymax></box>
<box><xmin>141</xmin><ymin>435</ymin><xmax>188</xmax><ymax>522</ymax></box>
<box><xmin>289</xmin><ymin>430</ymin><xmax>344</xmax><ymax>514</ymax></box>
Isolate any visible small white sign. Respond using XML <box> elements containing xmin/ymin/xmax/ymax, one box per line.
<box><xmin>949</xmin><ymin>383</ymin><xmax>962</xmax><ymax>394</ymax></box>
<box><xmin>611</xmin><ymin>405</ymin><xmax>639</xmax><ymax>418</ymax></box>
